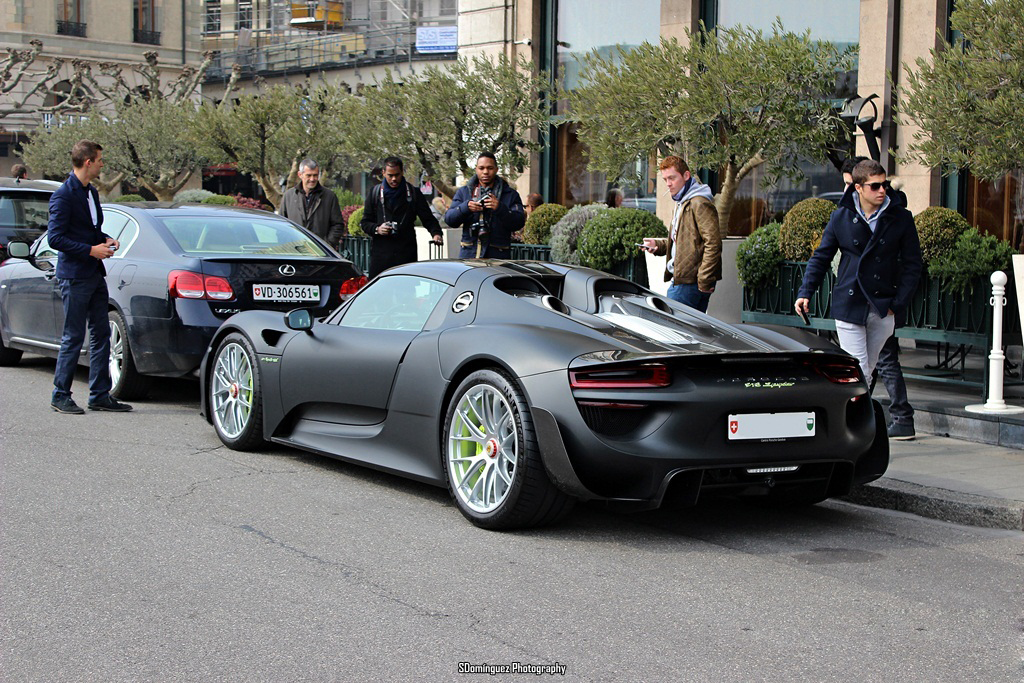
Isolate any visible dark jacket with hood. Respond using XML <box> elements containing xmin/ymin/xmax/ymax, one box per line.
<box><xmin>444</xmin><ymin>176</ymin><xmax>525</xmax><ymax>250</ymax></box>
<box><xmin>797</xmin><ymin>185</ymin><xmax>922</xmax><ymax>327</ymax></box>
<box><xmin>279</xmin><ymin>183</ymin><xmax>345</xmax><ymax>247</ymax></box>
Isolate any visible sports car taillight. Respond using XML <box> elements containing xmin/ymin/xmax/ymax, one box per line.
<box><xmin>340</xmin><ymin>275</ymin><xmax>368</xmax><ymax>296</ymax></box>
<box><xmin>168</xmin><ymin>270</ymin><xmax>235</xmax><ymax>300</ymax></box>
<box><xmin>570</xmin><ymin>363</ymin><xmax>671</xmax><ymax>389</ymax></box>
<box><xmin>812</xmin><ymin>361</ymin><xmax>863</xmax><ymax>384</ymax></box>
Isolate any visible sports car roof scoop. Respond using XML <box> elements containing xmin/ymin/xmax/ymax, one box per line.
<box><xmin>595</xmin><ymin>312</ymin><xmax>698</xmax><ymax>346</ymax></box>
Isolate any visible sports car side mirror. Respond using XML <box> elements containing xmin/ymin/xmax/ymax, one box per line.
<box><xmin>6</xmin><ymin>241</ymin><xmax>30</xmax><ymax>259</ymax></box>
<box><xmin>284</xmin><ymin>308</ymin><xmax>314</xmax><ymax>332</ymax></box>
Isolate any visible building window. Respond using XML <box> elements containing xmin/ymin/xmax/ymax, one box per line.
<box><xmin>205</xmin><ymin>0</ymin><xmax>221</xmax><ymax>34</ymax></box>
<box><xmin>133</xmin><ymin>0</ymin><xmax>160</xmax><ymax>44</ymax></box>
<box><xmin>57</xmin><ymin>0</ymin><xmax>87</xmax><ymax>36</ymax></box>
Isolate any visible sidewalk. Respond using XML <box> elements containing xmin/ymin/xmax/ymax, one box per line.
<box><xmin>847</xmin><ymin>434</ymin><xmax>1024</xmax><ymax>531</ymax></box>
<box><xmin>847</xmin><ymin>364</ymin><xmax>1024</xmax><ymax>531</ymax></box>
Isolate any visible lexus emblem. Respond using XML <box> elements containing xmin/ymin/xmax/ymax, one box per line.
<box><xmin>279</xmin><ymin>264</ymin><xmax>296</xmax><ymax>276</ymax></box>
<box><xmin>452</xmin><ymin>291</ymin><xmax>474</xmax><ymax>313</ymax></box>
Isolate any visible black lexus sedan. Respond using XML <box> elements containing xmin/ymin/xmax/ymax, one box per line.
<box><xmin>0</xmin><ymin>203</ymin><xmax>364</xmax><ymax>398</ymax></box>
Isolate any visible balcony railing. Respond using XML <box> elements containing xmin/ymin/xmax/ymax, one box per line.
<box><xmin>133</xmin><ymin>28</ymin><xmax>161</xmax><ymax>45</ymax></box>
<box><xmin>56</xmin><ymin>20</ymin><xmax>87</xmax><ymax>37</ymax></box>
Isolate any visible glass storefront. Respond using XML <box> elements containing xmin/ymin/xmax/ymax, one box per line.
<box><xmin>553</xmin><ymin>0</ymin><xmax>660</xmax><ymax>208</ymax></box>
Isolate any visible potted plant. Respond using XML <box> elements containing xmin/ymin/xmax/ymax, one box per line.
<box><xmin>577</xmin><ymin>207</ymin><xmax>667</xmax><ymax>287</ymax></box>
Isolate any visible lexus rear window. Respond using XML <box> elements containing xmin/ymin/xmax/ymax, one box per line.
<box><xmin>158</xmin><ymin>216</ymin><xmax>329</xmax><ymax>256</ymax></box>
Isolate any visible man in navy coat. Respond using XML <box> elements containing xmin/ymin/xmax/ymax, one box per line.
<box><xmin>48</xmin><ymin>140</ymin><xmax>132</xmax><ymax>414</ymax></box>
<box><xmin>795</xmin><ymin>159</ymin><xmax>922</xmax><ymax>390</ymax></box>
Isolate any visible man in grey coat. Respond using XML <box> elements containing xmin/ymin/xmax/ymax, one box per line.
<box><xmin>279</xmin><ymin>159</ymin><xmax>345</xmax><ymax>247</ymax></box>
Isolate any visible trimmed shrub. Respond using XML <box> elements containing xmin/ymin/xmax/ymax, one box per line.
<box><xmin>778</xmin><ymin>198</ymin><xmax>836</xmax><ymax>261</ymax></box>
<box><xmin>578</xmin><ymin>207</ymin><xmax>668</xmax><ymax>271</ymax></box>
<box><xmin>348</xmin><ymin>206</ymin><xmax>366</xmax><ymax>237</ymax></box>
<box><xmin>914</xmin><ymin>206</ymin><xmax>971</xmax><ymax>264</ymax></box>
<box><xmin>341</xmin><ymin>204</ymin><xmax>362</xmax><ymax>233</ymax></box>
<box><xmin>201</xmin><ymin>194</ymin><xmax>237</xmax><ymax>206</ymax></box>
<box><xmin>174</xmin><ymin>188</ymin><xmax>215</xmax><ymax>203</ymax></box>
<box><xmin>334</xmin><ymin>188</ymin><xmax>363</xmax><ymax>208</ymax></box>
<box><xmin>550</xmin><ymin>204</ymin><xmax>607</xmax><ymax>265</ymax></box>
<box><xmin>113</xmin><ymin>194</ymin><xmax>145</xmax><ymax>203</ymax></box>
<box><xmin>233</xmin><ymin>194</ymin><xmax>271</xmax><ymax>210</ymax></box>
<box><xmin>521</xmin><ymin>203</ymin><xmax>568</xmax><ymax>245</ymax></box>
<box><xmin>928</xmin><ymin>228</ymin><xmax>1016</xmax><ymax>295</ymax></box>
<box><xmin>736</xmin><ymin>222</ymin><xmax>783</xmax><ymax>288</ymax></box>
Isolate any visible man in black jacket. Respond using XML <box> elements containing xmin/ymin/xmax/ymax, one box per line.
<box><xmin>360</xmin><ymin>157</ymin><xmax>443</xmax><ymax>278</ymax></box>
<box><xmin>796</xmin><ymin>159</ymin><xmax>922</xmax><ymax>399</ymax></box>
<box><xmin>279</xmin><ymin>159</ymin><xmax>345</xmax><ymax>247</ymax></box>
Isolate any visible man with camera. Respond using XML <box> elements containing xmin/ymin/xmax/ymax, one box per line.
<box><xmin>445</xmin><ymin>152</ymin><xmax>525</xmax><ymax>259</ymax></box>
<box><xmin>360</xmin><ymin>156</ymin><xmax>443</xmax><ymax>279</ymax></box>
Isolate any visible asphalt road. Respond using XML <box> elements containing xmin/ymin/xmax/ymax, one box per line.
<box><xmin>2</xmin><ymin>358</ymin><xmax>1023</xmax><ymax>682</ymax></box>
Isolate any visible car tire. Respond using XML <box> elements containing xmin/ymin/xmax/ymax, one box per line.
<box><xmin>108</xmin><ymin>310</ymin><xmax>150</xmax><ymax>399</ymax></box>
<box><xmin>209</xmin><ymin>332</ymin><xmax>265</xmax><ymax>451</ymax></box>
<box><xmin>0</xmin><ymin>331</ymin><xmax>22</xmax><ymax>366</ymax></box>
<box><xmin>443</xmin><ymin>368</ymin><xmax>573</xmax><ymax>530</ymax></box>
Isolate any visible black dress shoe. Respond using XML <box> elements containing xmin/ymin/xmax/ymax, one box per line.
<box><xmin>51</xmin><ymin>396</ymin><xmax>85</xmax><ymax>414</ymax></box>
<box><xmin>87</xmin><ymin>396</ymin><xmax>133</xmax><ymax>412</ymax></box>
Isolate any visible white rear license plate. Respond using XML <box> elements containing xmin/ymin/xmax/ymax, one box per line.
<box><xmin>252</xmin><ymin>284</ymin><xmax>320</xmax><ymax>302</ymax></box>
<box><xmin>728</xmin><ymin>412</ymin><xmax>816</xmax><ymax>441</ymax></box>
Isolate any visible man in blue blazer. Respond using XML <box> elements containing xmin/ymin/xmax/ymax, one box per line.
<box><xmin>795</xmin><ymin>159</ymin><xmax>922</xmax><ymax>389</ymax></box>
<box><xmin>48</xmin><ymin>140</ymin><xmax>132</xmax><ymax>414</ymax></box>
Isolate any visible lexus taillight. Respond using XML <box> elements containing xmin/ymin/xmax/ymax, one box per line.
<box><xmin>570</xmin><ymin>363</ymin><xmax>671</xmax><ymax>389</ymax></box>
<box><xmin>340</xmin><ymin>275</ymin><xmax>368</xmax><ymax>296</ymax></box>
<box><xmin>168</xmin><ymin>270</ymin><xmax>235</xmax><ymax>300</ymax></box>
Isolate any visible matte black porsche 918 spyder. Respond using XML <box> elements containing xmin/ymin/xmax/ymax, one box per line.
<box><xmin>200</xmin><ymin>260</ymin><xmax>888</xmax><ymax>529</ymax></box>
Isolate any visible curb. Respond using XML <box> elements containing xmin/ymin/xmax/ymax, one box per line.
<box><xmin>843</xmin><ymin>478</ymin><xmax>1024</xmax><ymax>531</ymax></box>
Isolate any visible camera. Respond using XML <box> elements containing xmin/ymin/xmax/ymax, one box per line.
<box><xmin>471</xmin><ymin>188</ymin><xmax>493</xmax><ymax>237</ymax></box>
<box><xmin>382</xmin><ymin>221</ymin><xmax>398</xmax><ymax>234</ymax></box>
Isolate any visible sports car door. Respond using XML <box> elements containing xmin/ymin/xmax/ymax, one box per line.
<box><xmin>279</xmin><ymin>274</ymin><xmax>450</xmax><ymax>424</ymax></box>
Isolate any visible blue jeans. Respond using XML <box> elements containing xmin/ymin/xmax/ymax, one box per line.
<box><xmin>458</xmin><ymin>244</ymin><xmax>510</xmax><ymax>259</ymax></box>
<box><xmin>53</xmin><ymin>272</ymin><xmax>112</xmax><ymax>403</ymax></box>
<box><xmin>874</xmin><ymin>334</ymin><xmax>914</xmax><ymax>425</ymax></box>
<box><xmin>667</xmin><ymin>283</ymin><xmax>711</xmax><ymax>313</ymax></box>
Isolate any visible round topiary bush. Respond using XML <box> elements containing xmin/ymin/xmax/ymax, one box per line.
<box><xmin>550</xmin><ymin>204</ymin><xmax>607</xmax><ymax>265</ymax></box>
<box><xmin>736</xmin><ymin>222</ymin><xmax>783</xmax><ymax>288</ymax></box>
<box><xmin>778</xmin><ymin>198</ymin><xmax>836</xmax><ymax>261</ymax></box>
<box><xmin>341</xmin><ymin>204</ymin><xmax>362</xmax><ymax>233</ymax></box>
<box><xmin>201</xmin><ymin>194</ymin><xmax>237</xmax><ymax>206</ymax></box>
<box><xmin>914</xmin><ymin>206</ymin><xmax>971</xmax><ymax>264</ymax></box>
<box><xmin>521</xmin><ymin>203</ymin><xmax>568</xmax><ymax>245</ymax></box>
<box><xmin>174</xmin><ymin>188</ymin><xmax>215</xmax><ymax>203</ymax></box>
<box><xmin>113</xmin><ymin>194</ymin><xmax>145</xmax><ymax>203</ymax></box>
<box><xmin>928</xmin><ymin>228</ymin><xmax>1017</xmax><ymax>295</ymax></box>
<box><xmin>577</xmin><ymin>208</ymin><xmax>667</xmax><ymax>271</ymax></box>
<box><xmin>347</xmin><ymin>206</ymin><xmax>366</xmax><ymax>237</ymax></box>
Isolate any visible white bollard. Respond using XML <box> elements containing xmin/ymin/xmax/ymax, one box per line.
<box><xmin>966</xmin><ymin>271</ymin><xmax>1024</xmax><ymax>414</ymax></box>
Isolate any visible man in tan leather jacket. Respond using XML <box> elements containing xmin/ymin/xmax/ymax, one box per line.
<box><xmin>641</xmin><ymin>155</ymin><xmax>722</xmax><ymax>313</ymax></box>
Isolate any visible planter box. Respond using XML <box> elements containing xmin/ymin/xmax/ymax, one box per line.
<box><xmin>509</xmin><ymin>243</ymin><xmax>648</xmax><ymax>288</ymax></box>
<box><xmin>740</xmin><ymin>260</ymin><xmax>1022</xmax><ymax>393</ymax></box>
<box><xmin>338</xmin><ymin>235</ymin><xmax>372</xmax><ymax>274</ymax></box>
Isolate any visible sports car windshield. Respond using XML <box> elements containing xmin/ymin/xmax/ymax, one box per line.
<box><xmin>158</xmin><ymin>216</ymin><xmax>329</xmax><ymax>256</ymax></box>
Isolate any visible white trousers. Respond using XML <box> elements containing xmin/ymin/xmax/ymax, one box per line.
<box><xmin>834</xmin><ymin>310</ymin><xmax>895</xmax><ymax>382</ymax></box>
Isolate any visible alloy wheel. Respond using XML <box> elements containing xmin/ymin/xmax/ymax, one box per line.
<box><xmin>447</xmin><ymin>383</ymin><xmax>518</xmax><ymax>513</ymax></box>
<box><xmin>211</xmin><ymin>341</ymin><xmax>254</xmax><ymax>439</ymax></box>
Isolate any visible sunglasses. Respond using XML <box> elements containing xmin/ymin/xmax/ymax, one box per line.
<box><xmin>859</xmin><ymin>181</ymin><xmax>890</xmax><ymax>191</ymax></box>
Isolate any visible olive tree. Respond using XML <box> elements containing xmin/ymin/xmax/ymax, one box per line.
<box><xmin>347</xmin><ymin>54</ymin><xmax>550</xmax><ymax>198</ymax></box>
<box><xmin>898</xmin><ymin>0</ymin><xmax>1024</xmax><ymax>182</ymax></box>
<box><xmin>568</xmin><ymin>23</ymin><xmax>855</xmax><ymax>229</ymax></box>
